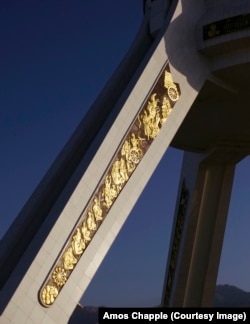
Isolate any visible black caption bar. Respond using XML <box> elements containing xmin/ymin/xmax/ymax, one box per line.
<box><xmin>99</xmin><ymin>308</ymin><xmax>249</xmax><ymax>323</ymax></box>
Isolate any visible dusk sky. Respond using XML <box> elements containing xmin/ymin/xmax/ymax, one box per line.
<box><xmin>1</xmin><ymin>0</ymin><xmax>250</xmax><ymax>307</ymax></box>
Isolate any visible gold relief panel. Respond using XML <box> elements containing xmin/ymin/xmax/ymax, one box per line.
<box><xmin>39</xmin><ymin>63</ymin><xmax>180</xmax><ymax>307</ymax></box>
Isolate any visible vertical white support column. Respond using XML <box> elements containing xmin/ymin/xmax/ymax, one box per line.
<box><xmin>184</xmin><ymin>163</ymin><xmax>235</xmax><ymax>306</ymax></box>
<box><xmin>169</xmin><ymin>156</ymin><xmax>237</xmax><ymax>307</ymax></box>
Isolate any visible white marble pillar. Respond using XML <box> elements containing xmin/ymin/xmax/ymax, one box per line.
<box><xmin>167</xmin><ymin>149</ymin><xmax>247</xmax><ymax>307</ymax></box>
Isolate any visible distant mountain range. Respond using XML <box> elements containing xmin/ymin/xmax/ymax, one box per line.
<box><xmin>68</xmin><ymin>285</ymin><xmax>250</xmax><ymax>323</ymax></box>
<box><xmin>69</xmin><ymin>305</ymin><xmax>98</xmax><ymax>324</ymax></box>
<box><xmin>214</xmin><ymin>284</ymin><xmax>250</xmax><ymax>307</ymax></box>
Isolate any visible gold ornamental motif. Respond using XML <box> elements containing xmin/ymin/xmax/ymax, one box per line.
<box><xmin>167</xmin><ymin>85</ymin><xmax>179</xmax><ymax>102</ymax></box>
<box><xmin>81</xmin><ymin>220</ymin><xmax>91</xmax><ymax>242</ymax></box>
<box><xmin>39</xmin><ymin>63</ymin><xmax>180</xmax><ymax>307</ymax></box>
<box><xmin>72</xmin><ymin>228</ymin><xmax>85</xmax><ymax>255</ymax></box>
<box><xmin>92</xmin><ymin>197</ymin><xmax>103</xmax><ymax>221</ymax></box>
<box><xmin>139</xmin><ymin>93</ymin><xmax>161</xmax><ymax>140</ymax></box>
<box><xmin>62</xmin><ymin>247</ymin><xmax>77</xmax><ymax>270</ymax></box>
<box><xmin>164</xmin><ymin>71</ymin><xmax>179</xmax><ymax>102</ymax></box>
<box><xmin>52</xmin><ymin>267</ymin><xmax>67</xmax><ymax>286</ymax></box>
<box><xmin>41</xmin><ymin>285</ymin><xmax>58</xmax><ymax>305</ymax></box>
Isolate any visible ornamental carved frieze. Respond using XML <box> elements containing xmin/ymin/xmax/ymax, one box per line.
<box><xmin>39</xmin><ymin>63</ymin><xmax>180</xmax><ymax>306</ymax></box>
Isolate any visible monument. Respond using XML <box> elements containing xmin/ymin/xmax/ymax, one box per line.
<box><xmin>1</xmin><ymin>0</ymin><xmax>250</xmax><ymax>322</ymax></box>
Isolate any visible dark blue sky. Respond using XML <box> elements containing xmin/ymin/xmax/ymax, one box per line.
<box><xmin>1</xmin><ymin>0</ymin><xmax>250</xmax><ymax>307</ymax></box>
